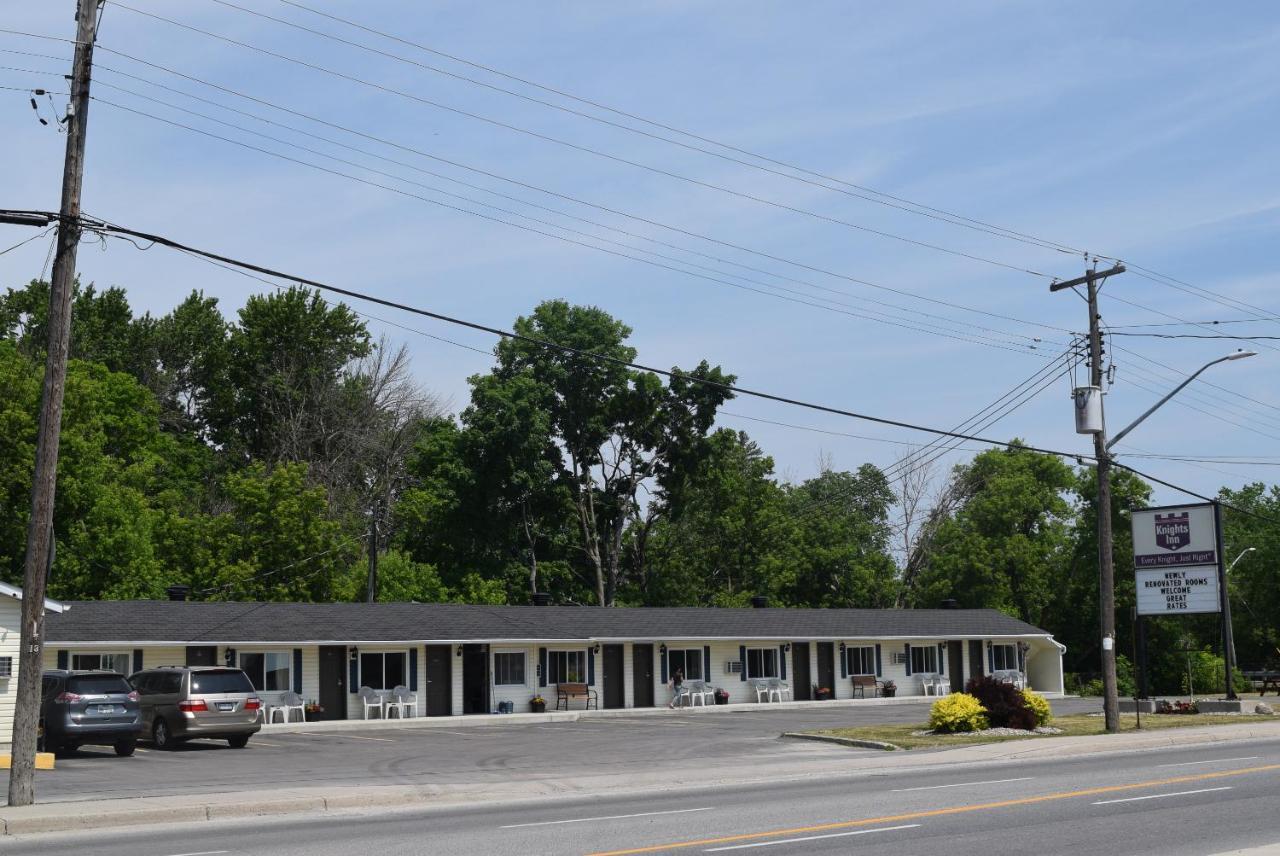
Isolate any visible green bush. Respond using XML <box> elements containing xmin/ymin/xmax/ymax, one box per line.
<box><xmin>1075</xmin><ymin>655</ymin><xmax>1136</xmax><ymax>698</ymax></box>
<box><xmin>1022</xmin><ymin>689</ymin><xmax>1052</xmax><ymax>726</ymax></box>
<box><xmin>965</xmin><ymin>676</ymin><xmax>1037</xmax><ymax>730</ymax></box>
<box><xmin>1178</xmin><ymin>650</ymin><xmax>1255</xmax><ymax>695</ymax></box>
<box><xmin>928</xmin><ymin>693</ymin><xmax>989</xmax><ymax>733</ymax></box>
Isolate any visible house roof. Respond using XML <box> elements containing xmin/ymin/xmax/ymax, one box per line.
<box><xmin>44</xmin><ymin>600</ymin><xmax>1051</xmax><ymax>645</ymax></box>
<box><xmin>0</xmin><ymin>580</ymin><xmax>70</xmax><ymax>614</ymax></box>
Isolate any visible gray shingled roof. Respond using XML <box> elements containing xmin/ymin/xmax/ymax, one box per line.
<box><xmin>45</xmin><ymin>601</ymin><xmax>1051</xmax><ymax>644</ymax></box>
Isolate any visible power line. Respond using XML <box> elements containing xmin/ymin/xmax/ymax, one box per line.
<box><xmin>106</xmin><ymin>3</ymin><xmax>1056</xmax><ymax>279</ymax></box>
<box><xmin>90</xmin><ymin>94</ymin><xmax>1052</xmax><ymax>356</ymax></box>
<box><xmin>4</xmin><ymin>39</ymin><xmax>1075</xmax><ymax>339</ymax></box>
<box><xmin>210</xmin><ymin>0</ymin><xmax>1085</xmax><ymax>259</ymax></box>
<box><xmin>1110</xmin><ymin>332</ymin><xmax>1280</xmax><ymax>340</ymax></box>
<box><xmin>79</xmin><ymin>75</ymin><xmax>1057</xmax><ymax>354</ymax></box>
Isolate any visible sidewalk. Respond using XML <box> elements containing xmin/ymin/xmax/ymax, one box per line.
<box><xmin>257</xmin><ymin>691</ymin><xmax>954</xmax><ymax>733</ymax></box>
<box><xmin>2</xmin><ymin>718</ymin><xmax>1276</xmax><ymax>836</ymax></box>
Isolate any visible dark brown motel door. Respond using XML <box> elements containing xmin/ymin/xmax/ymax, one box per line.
<box><xmin>602</xmin><ymin>644</ymin><xmax>625</xmax><ymax>709</ymax></box>
<box><xmin>318</xmin><ymin>645</ymin><xmax>347</xmax><ymax>720</ymax></box>
<box><xmin>632</xmin><ymin>644</ymin><xmax>655</xmax><ymax>707</ymax></box>
<box><xmin>424</xmin><ymin>644</ymin><xmax>452</xmax><ymax>716</ymax></box>
<box><xmin>948</xmin><ymin>640</ymin><xmax>964</xmax><ymax>692</ymax></box>
<box><xmin>969</xmin><ymin>639</ymin><xmax>985</xmax><ymax>681</ymax></box>
<box><xmin>816</xmin><ymin>642</ymin><xmax>836</xmax><ymax>692</ymax></box>
<box><xmin>791</xmin><ymin>642</ymin><xmax>811</xmax><ymax>699</ymax></box>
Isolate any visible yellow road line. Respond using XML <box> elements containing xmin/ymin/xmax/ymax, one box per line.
<box><xmin>586</xmin><ymin>763</ymin><xmax>1280</xmax><ymax>855</ymax></box>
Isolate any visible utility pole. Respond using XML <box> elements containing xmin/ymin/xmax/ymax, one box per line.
<box><xmin>8</xmin><ymin>0</ymin><xmax>102</xmax><ymax>807</ymax></box>
<box><xmin>1051</xmin><ymin>261</ymin><xmax>1125</xmax><ymax>734</ymax></box>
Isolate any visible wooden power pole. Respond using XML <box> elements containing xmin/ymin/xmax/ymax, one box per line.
<box><xmin>8</xmin><ymin>0</ymin><xmax>102</xmax><ymax>807</ymax></box>
<box><xmin>1051</xmin><ymin>261</ymin><xmax>1125</xmax><ymax>734</ymax></box>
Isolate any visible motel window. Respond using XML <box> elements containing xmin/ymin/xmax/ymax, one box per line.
<box><xmin>667</xmin><ymin>648</ymin><xmax>703</xmax><ymax>681</ymax></box>
<box><xmin>360</xmin><ymin>651</ymin><xmax>407</xmax><ymax>690</ymax></box>
<box><xmin>547</xmin><ymin>650</ymin><xmax>586</xmax><ymax>684</ymax></box>
<box><xmin>70</xmin><ymin>652</ymin><xmax>131</xmax><ymax>674</ymax></box>
<box><xmin>910</xmin><ymin>645</ymin><xmax>938</xmax><ymax>675</ymax></box>
<box><xmin>493</xmin><ymin>651</ymin><xmax>526</xmax><ymax>686</ymax></box>
<box><xmin>744</xmin><ymin>647</ymin><xmax>779</xmax><ymax>679</ymax></box>
<box><xmin>845</xmin><ymin>645</ymin><xmax>876</xmax><ymax>676</ymax></box>
<box><xmin>240</xmin><ymin>652</ymin><xmax>291</xmax><ymax>692</ymax></box>
<box><xmin>992</xmin><ymin>644</ymin><xmax>1018</xmax><ymax>671</ymax></box>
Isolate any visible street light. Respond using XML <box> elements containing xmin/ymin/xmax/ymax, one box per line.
<box><xmin>1085</xmin><ymin>348</ymin><xmax>1256</xmax><ymax>732</ymax></box>
<box><xmin>1107</xmin><ymin>351</ymin><xmax>1257</xmax><ymax>451</ymax></box>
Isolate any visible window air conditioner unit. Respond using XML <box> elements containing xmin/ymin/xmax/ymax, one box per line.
<box><xmin>891</xmin><ymin>652</ymin><xmax>907</xmax><ymax>665</ymax></box>
<box><xmin>725</xmin><ymin>660</ymin><xmax>743</xmax><ymax>673</ymax></box>
<box><xmin>0</xmin><ymin>657</ymin><xmax>12</xmax><ymax>678</ymax></box>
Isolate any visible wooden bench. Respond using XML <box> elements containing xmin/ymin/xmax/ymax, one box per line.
<box><xmin>1244</xmin><ymin>671</ymin><xmax>1280</xmax><ymax>696</ymax></box>
<box><xmin>555</xmin><ymin>682</ymin><xmax>598</xmax><ymax>710</ymax></box>
<box><xmin>851</xmin><ymin>675</ymin><xmax>884</xmax><ymax>698</ymax></box>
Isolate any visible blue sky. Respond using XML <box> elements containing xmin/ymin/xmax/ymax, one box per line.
<box><xmin>2</xmin><ymin>1</ymin><xmax>1278</xmax><ymax>505</ymax></box>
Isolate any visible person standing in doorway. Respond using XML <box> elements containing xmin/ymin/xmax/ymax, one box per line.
<box><xmin>668</xmin><ymin>667</ymin><xmax>685</xmax><ymax>708</ymax></box>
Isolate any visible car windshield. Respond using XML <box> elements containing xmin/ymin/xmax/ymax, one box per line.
<box><xmin>190</xmin><ymin>670</ymin><xmax>254</xmax><ymax>694</ymax></box>
<box><xmin>66</xmin><ymin>675</ymin><xmax>132</xmax><ymax>695</ymax></box>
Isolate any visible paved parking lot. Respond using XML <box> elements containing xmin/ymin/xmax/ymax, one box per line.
<box><xmin>16</xmin><ymin>697</ymin><xmax>1099</xmax><ymax>803</ymax></box>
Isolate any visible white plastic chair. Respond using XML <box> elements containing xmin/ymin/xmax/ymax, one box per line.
<box><xmin>921</xmin><ymin>674</ymin><xmax>938</xmax><ymax>696</ymax></box>
<box><xmin>685</xmin><ymin>681</ymin><xmax>715</xmax><ymax>707</ymax></box>
<box><xmin>268</xmin><ymin>690</ymin><xmax>305</xmax><ymax>724</ymax></box>
<box><xmin>359</xmin><ymin>686</ymin><xmax>385</xmax><ymax>720</ymax></box>
<box><xmin>751</xmin><ymin>679</ymin><xmax>771</xmax><ymax>702</ymax></box>
<box><xmin>934</xmin><ymin>676</ymin><xmax>951</xmax><ymax>695</ymax></box>
<box><xmin>386</xmin><ymin>685</ymin><xmax>416</xmax><ymax>718</ymax></box>
<box><xmin>769</xmin><ymin>679</ymin><xmax>792</xmax><ymax>702</ymax></box>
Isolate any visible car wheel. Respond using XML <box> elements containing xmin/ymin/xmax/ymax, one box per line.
<box><xmin>152</xmin><ymin>718</ymin><xmax>173</xmax><ymax>750</ymax></box>
<box><xmin>114</xmin><ymin>739</ymin><xmax>137</xmax><ymax>757</ymax></box>
<box><xmin>227</xmin><ymin>735</ymin><xmax>250</xmax><ymax>749</ymax></box>
<box><xmin>56</xmin><ymin>744</ymin><xmax>78</xmax><ymax>757</ymax></box>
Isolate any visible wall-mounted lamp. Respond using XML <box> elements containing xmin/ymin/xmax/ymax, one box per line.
<box><xmin>456</xmin><ymin>644</ymin><xmax>464</xmax><ymax>657</ymax></box>
<box><xmin>659</xmin><ymin>644</ymin><xmax>666</xmax><ymax>656</ymax></box>
<box><xmin>838</xmin><ymin>642</ymin><xmax>846</xmax><ymax>653</ymax></box>
<box><xmin>224</xmin><ymin>647</ymin><xmax>236</xmax><ymax>666</ymax></box>
<box><xmin>349</xmin><ymin>646</ymin><xmax>358</xmax><ymax>660</ymax></box>
<box><xmin>783</xmin><ymin>643</ymin><xmax>791</xmax><ymax>653</ymax></box>
<box><xmin>592</xmin><ymin>644</ymin><xmax>600</xmax><ymax>655</ymax></box>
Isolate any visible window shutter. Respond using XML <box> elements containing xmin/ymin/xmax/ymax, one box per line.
<box><xmin>56</xmin><ymin>650</ymin><xmax>68</xmax><ymax>670</ymax></box>
<box><xmin>538</xmin><ymin>647</ymin><xmax>548</xmax><ymax>688</ymax></box>
<box><xmin>348</xmin><ymin>654</ymin><xmax>358</xmax><ymax>694</ymax></box>
<box><xmin>987</xmin><ymin>641</ymin><xmax>994</xmax><ymax>673</ymax></box>
<box><xmin>904</xmin><ymin>643</ymin><xmax>912</xmax><ymax>676</ymax></box>
<box><xmin>839</xmin><ymin>646</ymin><xmax>847</xmax><ymax>679</ymax></box>
<box><xmin>1017</xmin><ymin>643</ymin><xmax>1026</xmax><ymax>672</ymax></box>
<box><xmin>779</xmin><ymin>645</ymin><xmax>787</xmax><ymax>680</ymax></box>
<box><xmin>292</xmin><ymin>648</ymin><xmax>303</xmax><ymax>694</ymax></box>
<box><xmin>937</xmin><ymin>643</ymin><xmax>945</xmax><ymax>674</ymax></box>
<box><xmin>703</xmin><ymin>646</ymin><xmax>711</xmax><ymax>682</ymax></box>
<box><xmin>409</xmin><ymin>647</ymin><xmax>418</xmax><ymax>691</ymax></box>
<box><xmin>587</xmin><ymin>649</ymin><xmax>595</xmax><ymax>685</ymax></box>
<box><xmin>875</xmin><ymin>644</ymin><xmax>882</xmax><ymax>677</ymax></box>
<box><xmin>132</xmin><ymin>649</ymin><xmax>143</xmax><ymax>675</ymax></box>
<box><xmin>660</xmin><ymin>648</ymin><xmax>668</xmax><ymax>684</ymax></box>
<box><xmin>739</xmin><ymin>645</ymin><xmax>747</xmax><ymax>681</ymax></box>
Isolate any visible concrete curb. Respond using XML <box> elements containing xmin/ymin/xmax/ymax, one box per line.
<box><xmin>781</xmin><ymin>731</ymin><xmax>901</xmax><ymax>751</ymax></box>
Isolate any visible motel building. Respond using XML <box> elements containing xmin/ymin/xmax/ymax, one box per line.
<box><xmin>36</xmin><ymin>594</ymin><xmax>1066</xmax><ymax>720</ymax></box>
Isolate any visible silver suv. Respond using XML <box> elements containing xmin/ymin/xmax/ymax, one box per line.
<box><xmin>129</xmin><ymin>666</ymin><xmax>262</xmax><ymax>749</ymax></box>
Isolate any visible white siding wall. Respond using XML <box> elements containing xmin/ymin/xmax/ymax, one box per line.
<box><xmin>0</xmin><ymin>601</ymin><xmax>22</xmax><ymax>748</ymax></box>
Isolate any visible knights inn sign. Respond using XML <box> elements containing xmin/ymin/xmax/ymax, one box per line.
<box><xmin>1130</xmin><ymin>502</ymin><xmax>1222</xmax><ymax>616</ymax></box>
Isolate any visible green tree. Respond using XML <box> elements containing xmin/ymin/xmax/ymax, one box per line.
<box><xmin>913</xmin><ymin>443</ymin><xmax>1075</xmax><ymax>624</ymax></box>
<box><xmin>1219</xmin><ymin>483</ymin><xmax>1280</xmax><ymax>670</ymax></box>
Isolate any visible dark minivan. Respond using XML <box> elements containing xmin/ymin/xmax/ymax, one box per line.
<box><xmin>39</xmin><ymin>670</ymin><xmax>141</xmax><ymax>756</ymax></box>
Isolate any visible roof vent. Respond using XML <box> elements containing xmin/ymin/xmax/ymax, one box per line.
<box><xmin>166</xmin><ymin>585</ymin><xmax>190</xmax><ymax>602</ymax></box>
<box><xmin>531</xmin><ymin>592</ymin><xmax>552</xmax><ymax>606</ymax></box>
<box><xmin>750</xmin><ymin>596</ymin><xmax>769</xmax><ymax>609</ymax></box>
<box><xmin>939</xmin><ymin>598</ymin><xmax>959</xmax><ymax>610</ymax></box>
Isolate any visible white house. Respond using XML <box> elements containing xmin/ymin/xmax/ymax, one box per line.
<box><xmin>0</xmin><ymin>581</ymin><xmax>69</xmax><ymax>752</ymax></box>
<box><xmin>42</xmin><ymin>598</ymin><xmax>1065</xmax><ymax>720</ymax></box>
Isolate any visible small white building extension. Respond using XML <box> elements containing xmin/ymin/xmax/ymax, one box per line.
<box><xmin>43</xmin><ymin>599</ymin><xmax>1065</xmax><ymax>721</ymax></box>
<box><xmin>0</xmin><ymin>581</ymin><xmax>69</xmax><ymax>752</ymax></box>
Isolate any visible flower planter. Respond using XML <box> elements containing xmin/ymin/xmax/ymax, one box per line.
<box><xmin>530</xmin><ymin>700</ymin><xmax>546</xmax><ymax>713</ymax></box>
<box><xmin>814</xmin><ymin>689</ymin><xmax>832</xmax><ymax>701</ymax></box>
<box><xmin>304</xmin><ymin>709</ymin><xmax>324</xmax><ymax>722</ymax></box>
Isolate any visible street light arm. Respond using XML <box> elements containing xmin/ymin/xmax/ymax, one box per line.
<box><xmin>1105</xmin><ymin>353</ymin><xmax>1254</xmax><ymax>451</ymax></box>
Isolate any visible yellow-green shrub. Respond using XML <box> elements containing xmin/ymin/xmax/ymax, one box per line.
<box><xmin>1022</xmin><ymin>689</ymin><xmax>1052</xmax><ymax>727</ymax></box>
<box><xmin>928</xmin><ymin>692</ymin><xmax>989</xmax><ymax>733</ymax></box>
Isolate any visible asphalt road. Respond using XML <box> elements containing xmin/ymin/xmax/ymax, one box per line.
<box><xmin>12</xmin><ymin>697</ymin><xmax>1101</xmax><ymax>803</ymax></box>
<box><xmin>9</xmin><ymin>735</ymin><xmax>1280</xmax><ymax>856</ymax></box>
